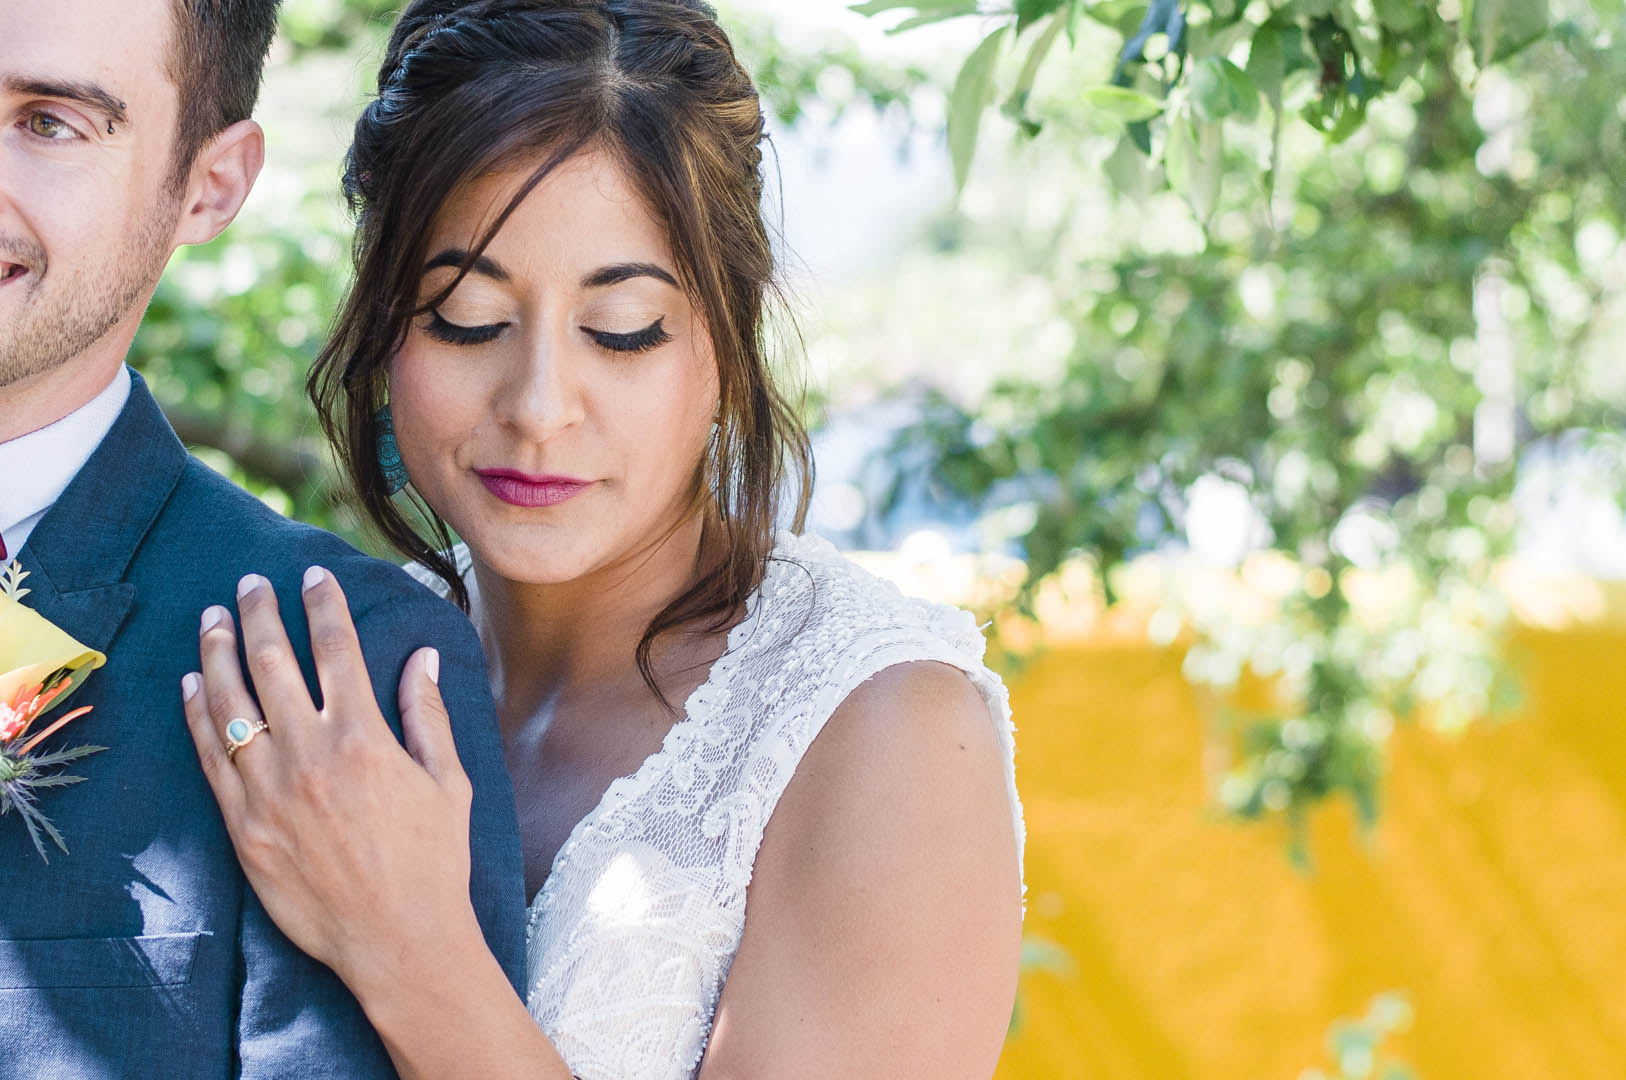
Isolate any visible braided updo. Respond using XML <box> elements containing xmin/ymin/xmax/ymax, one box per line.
<box><xmin>308</xmin><ymin>0</ymin><xmax>811</xmax><ymax>705</ymax></box>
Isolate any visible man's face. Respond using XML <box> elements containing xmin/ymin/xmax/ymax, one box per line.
<box><xmin>0</xmin><ymin>0</ymin><xmax>186</xmax><ymax>389</ymax></box>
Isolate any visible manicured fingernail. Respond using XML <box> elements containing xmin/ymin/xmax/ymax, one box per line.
<box><xmin>424</xmin><ymin>648</ymin><xmax>440</xmax><ymax>686</ymax></box>
<box><xmin>182</xmin><ymin>673</ymin><xmax>201</xmax><ymax>702</ymax></box>
<box><xmin>302</xmin><ymin>565</ymin><xmax>328</xmax><ymax>592</ymax></box>
<box><xmin>237</xmin><ymin>573</ymin><xmax>267</xmax><ymax>599</ymax></box>
<box><xmin>200</xmin><ymin>606</ymin><xmax>227</xmax><ymax>634</ymax></box>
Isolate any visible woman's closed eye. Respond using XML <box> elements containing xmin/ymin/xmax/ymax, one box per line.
<box><xmin>425</xmin><ymin>311</ymin><xmax>509</xmax><ymax>346</ymax></box>
<box><xmin>584</xmin><ymin>317</ymin><xmax>672</xmax><ymax>355</ymax></box>
<box><xmin>423</xmin><ymin>312</ymin><xmax>673</xmax><ymax>353</ymax></box>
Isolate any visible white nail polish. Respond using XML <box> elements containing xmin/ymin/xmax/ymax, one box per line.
<box><xmin>303</xmin><ymin>565</ymin><xmax>328</xmax><ymax>592</ymax></box>
<box><xmin>182</xmin><ymin>673</ymin><xmax>201</xmax><ymax>701</ymax></box>
<box><xmin>200</xmin><ymin>606</ymin><xmax>226</xmax><ymax>634</ymax></box>
<box><xmin>237</xmin><ymin>574</ymin><xmax>265</xmax><ymax>599</ymax></box>
<box><xmin>425</xmin><ymin>648</ymin><xmax>440</xmax><ymax>686</ymax></box>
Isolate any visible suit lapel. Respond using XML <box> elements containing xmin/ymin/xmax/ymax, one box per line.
<box><xmin>16</xmin><ymin>369</ymin><xmax>186</xmax><ymax>653</ymax></box>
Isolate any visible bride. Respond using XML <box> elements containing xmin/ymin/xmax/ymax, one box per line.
<box><xmin>180</xmin><ymin>1</ymin><xmax>1025</xmax><ymax>1076</ymax></box>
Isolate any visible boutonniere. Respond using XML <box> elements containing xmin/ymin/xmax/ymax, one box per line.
<box><xmin>0</xmin><ymin>560</ymin><xmax>108</xmax><ymax>861</ymax></box>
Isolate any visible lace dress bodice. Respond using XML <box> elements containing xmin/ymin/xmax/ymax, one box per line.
<box><xmin>409</xmin><ymin>532</ymin><xmax>1023</xmax><ymax>1080</ymax></box>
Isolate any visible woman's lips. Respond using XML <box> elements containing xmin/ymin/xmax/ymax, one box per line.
<box><xmin>475</xmin><ymin>469</ymin><xmax>592</xmax><ymax>508</ymax></box>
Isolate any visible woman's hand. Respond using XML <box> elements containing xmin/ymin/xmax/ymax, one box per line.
<box><xmin>180</xmin><ymin>567</ymin><xmax>482</xmax><ymax>992</ymax></box>
<box><xmin>182</xmin><ymin>569</ymin><xmax>573</xmax><ymax>1080</ymax></box>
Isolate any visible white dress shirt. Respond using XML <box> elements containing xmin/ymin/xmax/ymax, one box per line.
<box><xmin>0</xmin><ymin>365</ymin><xmax>132</xmax><ymax>560</ymax></box>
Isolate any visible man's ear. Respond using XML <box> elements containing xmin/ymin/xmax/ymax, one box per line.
<box><xmin>171</xmin><ymin>119</ymin><xmax>266</xmax><ymax>248</ymax></box>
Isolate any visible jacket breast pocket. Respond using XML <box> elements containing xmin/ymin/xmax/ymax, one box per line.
<box><xmin>0</xmin><ymin>932</ymin><xmax>206</xmax><ymax>990</ymax></box>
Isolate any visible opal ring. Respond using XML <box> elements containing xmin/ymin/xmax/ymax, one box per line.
<box><xmin>224</xmin><ymin>717</ymin><xmax>270</xmax><ymax>762</ymax></box>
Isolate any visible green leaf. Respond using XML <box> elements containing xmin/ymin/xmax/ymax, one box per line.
<box><xmin>948</xmin><ymin>26</ymin><xmax>1008</xmax><ymax>192</ymax></box>
<box><xmin>1337</xmin><ymin>0</ymin><xmax>1384</xmax><ymax>75</ymax></box>
<box><xmin>1222</xmin><ymin>58</ymin><xmax>1261</xmax><ymax>122</ymax></box>
<box><xmin>1103</xmin><ymin>132</ymin><xmax>1154</xmax><ymax>198</ymax></box>
<box><xmin>1189</xmin><ymin>13</ymin><xmax>1257</xmax><ymax>62</ymax></box>
<box><xmin>1191</xmin><ymin>57</ymin><xmax>1260</xmax><ymax>122</ymax></box>
<box><xmin>1465</xmin><ymin>0</ymin><xmax>1551</xmax><ymax>66</ymax></box>
<box><xmin>1082</xmin><ymin>85</ymin><xmax>1165</xmax><ymax>122</ymax></box>
<box><xmin>891</xmin><ymin>6</ymin><xmax>975</xmax><ymax>32</ymax></box>
<box><xmin>1015</xmin><ymin>0</ymin><xmax>1066</xmax><ymax>35</ymax></box>
<box><xmin>1165</xmin><ymin>110</ymin><xmax>1223</xmax><ymax>221</ymax></box>
<box><xmin>1247</xmin><ymin>22</ymin><xmax>1288</xmax><ymax>108</ymax></box>
<box><xmin>1004</xmin><ymin>13</ymin><xmax>1067</xmax><ymax>135</ymax></box>
<box><xmin>1066</xmin><ymin>0</ymin><xmax>1089</xmax><ymax>46</ymax></box>
<box><xmin>849</xmin><ymin>0</ymin><xmax>979</xmax><ymax>32</ymax></box>
<box><xmin>1373</xmin><ymin>0</ymin><xmax>1425</xmax><ymax>32</ymax></box>
<box><xmin>849</xmin><ymin>0</ymin><xmax>973</xmax><ymax>15</ymax></box>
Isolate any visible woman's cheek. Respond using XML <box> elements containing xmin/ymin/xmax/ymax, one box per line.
<box><xmin>389</xmin><ymin>344</ymin><xmax>467</xmax><ymax>484</ymax></box>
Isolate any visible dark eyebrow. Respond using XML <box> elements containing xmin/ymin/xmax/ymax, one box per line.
<box><xmin>582</xmin><ymin>262</ymin><xmax>679</xmax><ymax>290</ymax></box>
<box><xmin>3</xmin><ymin>75</ymin><xmax>129</xmax><ymax>128</ymax></box>
<box><xmin>424</xmin><ymin>248</ymin><xmax>510</xmax><ymax>282</ymax></box>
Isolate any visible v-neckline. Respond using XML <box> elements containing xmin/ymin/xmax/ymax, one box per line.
<box><xmin>477</xmin><ymin>556</ymin><xmax>779</xmax><ymax>922</ymax></box>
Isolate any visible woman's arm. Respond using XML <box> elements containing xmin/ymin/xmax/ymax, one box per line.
<box><xmin>699</xmin><ymin>661</ymin><xmax>1024</xmax><ymax>1080</ymax></box>
<box><xmin>182</xmin><ymin>569</ymin><xmax>572</xmax><ymax>1080</ymax></box>
<box><xmin>182</xmin><ymin>572</ymin><xmax>1020</xmax><ymax>1080</ymax></box>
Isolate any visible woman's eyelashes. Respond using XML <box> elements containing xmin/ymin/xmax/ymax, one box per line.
<box><xmin>426</xmin><ymin>311</ymin><xmax>508</xmax><ymax>346</ymax></box>
<box><xmin>424</xmin><ymin>312</ymin><xmax>672</xmax><ymax>354</ymax></box>
<box><xmin>585</xmin><ymin>317</ymin><xmax>672</xmax><ymax>355</ymax></box>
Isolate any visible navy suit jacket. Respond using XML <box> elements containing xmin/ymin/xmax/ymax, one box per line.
<box><xmin>0</xmin><ymin>370</ymin><xmax>526</xmax><ymax>1078</ymax></box>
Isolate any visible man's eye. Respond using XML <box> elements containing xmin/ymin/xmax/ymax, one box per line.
<box><xmin>25</xmin><ymin>112</ymin><xmax>75</xmax><ymax>140</ymax></box>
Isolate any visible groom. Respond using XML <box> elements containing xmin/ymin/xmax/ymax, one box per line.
<box><xmin>0</xmin><ymin>2</ymin><xmax>524</xmax><ymax>1078</ymax></box>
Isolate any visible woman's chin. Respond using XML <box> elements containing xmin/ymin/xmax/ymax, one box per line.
<box><xmin>464</xmin><ymin>531</ymin><xmax>608</xmax><ymax>587</ymax></box>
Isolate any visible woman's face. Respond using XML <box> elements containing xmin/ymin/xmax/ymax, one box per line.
<box><xmin>390</xmin><ymin>147</ymin><xmax>719</xmax><ymax>586</ymax></box>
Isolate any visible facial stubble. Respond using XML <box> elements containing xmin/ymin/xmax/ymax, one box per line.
<box><xmin>0</xmin><ymin>193</ymin><xmax>179</xmax><ymax>389</ymax></box>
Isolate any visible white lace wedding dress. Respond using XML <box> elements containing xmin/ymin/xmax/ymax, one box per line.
<box><xmin>410</xmin><ymin>531</ymin><xmax>1024</xmax><ymax>1080</ymax></box>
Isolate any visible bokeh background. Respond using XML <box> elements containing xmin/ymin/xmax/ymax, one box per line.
<box><xmin>133</xmin><ymin>1</ymin><xmax>1626</xmax><ymax>1076</ymax></box>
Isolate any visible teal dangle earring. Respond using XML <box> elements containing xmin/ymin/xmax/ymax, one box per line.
<box><xmin>376</xmin><ymin>405</ymin><xmax>410</xmax><ymax>494</ymax></box>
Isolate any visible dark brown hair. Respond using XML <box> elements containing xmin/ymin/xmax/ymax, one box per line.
<box><xmin>165</xmin><ymin>0</ymin><xmax>284</xmax><ymax>184</ymax></box>
<box><xmin>308</xmin><ymin>0</ymin><xmax>813</xmax><ymax>705</ymax></box>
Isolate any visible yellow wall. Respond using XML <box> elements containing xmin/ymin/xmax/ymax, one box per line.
<box><xmin>994</xmin><ymin>624</ymin><xmax>1626</xmax><ymax>1079</ymax></box>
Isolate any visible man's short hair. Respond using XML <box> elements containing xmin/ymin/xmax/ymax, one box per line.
<box><xmin>166</xmin><ymin>0</ymin><xmax>283</xmax><ymax>185</ymax></box>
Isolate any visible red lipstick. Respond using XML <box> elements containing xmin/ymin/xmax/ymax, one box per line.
<box><xmin>475</xmin><ymin>468</ymin><xmax>592</xmax><ymax>508</ymax></box>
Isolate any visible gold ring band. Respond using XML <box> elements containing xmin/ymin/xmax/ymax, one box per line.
<box><xmin>224</xmin><ymin>717</ymin><xmax>270</xmax><ymax>761</ymax></box>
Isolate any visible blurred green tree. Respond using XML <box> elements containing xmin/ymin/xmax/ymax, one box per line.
<box><xmin>858</xmin><ymin>0</ymin><xmax>1626</xmax><ymax>849</ymax></box>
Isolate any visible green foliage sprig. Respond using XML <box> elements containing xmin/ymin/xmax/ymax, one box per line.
<box><xmin>857</xmin><ymin>0</ymin><xmax>1602</xmax><ymax>209</ymax></box>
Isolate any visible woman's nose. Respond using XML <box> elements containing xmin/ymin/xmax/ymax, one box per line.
<box><xmin>494</xmin><ymin>332</ymin><xmax>587</xmax><ymax>441</ymax></box>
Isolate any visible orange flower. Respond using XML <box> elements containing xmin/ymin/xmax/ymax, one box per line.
<box><xmin>0</xmin><ymin>675</ymin><xmax>93</xmax><ymax>755</ymax></box>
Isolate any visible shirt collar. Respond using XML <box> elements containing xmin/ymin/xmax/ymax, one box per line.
<box><xmin>0</xmin><ymin>365</ymin><xmax>133</xmax><ymax>540</ymax></box>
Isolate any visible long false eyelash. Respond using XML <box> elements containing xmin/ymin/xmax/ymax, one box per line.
<box><xmin>584</xmin><ymin>318</ymin><xmax>672</xmax><ymax>355</ymax></box>
<box><xmin>425</xmin><ymin>311</ymin><xmax>508</xmax><ymax>346</ymax></box>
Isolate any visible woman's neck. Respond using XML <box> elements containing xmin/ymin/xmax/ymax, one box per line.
<box><xmin>468</xmin><ymin>512</ymin><xmax>712</xmax><ymax>719</ymax></box>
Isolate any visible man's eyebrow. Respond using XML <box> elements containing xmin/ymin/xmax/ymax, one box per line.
<box><xmin>3</xmin><ymin>75</ymin><xmax>129</xmax><ymax>128</ymax></box>
<box><xmin>424</xmin><ymin>248</ymin><xmax>510</xmax><ymax>281</ymax></box>
<box><xmin>582</xmin><ymin>262</ymin><xmax>679</xmax><ymax>289</ymax></box>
